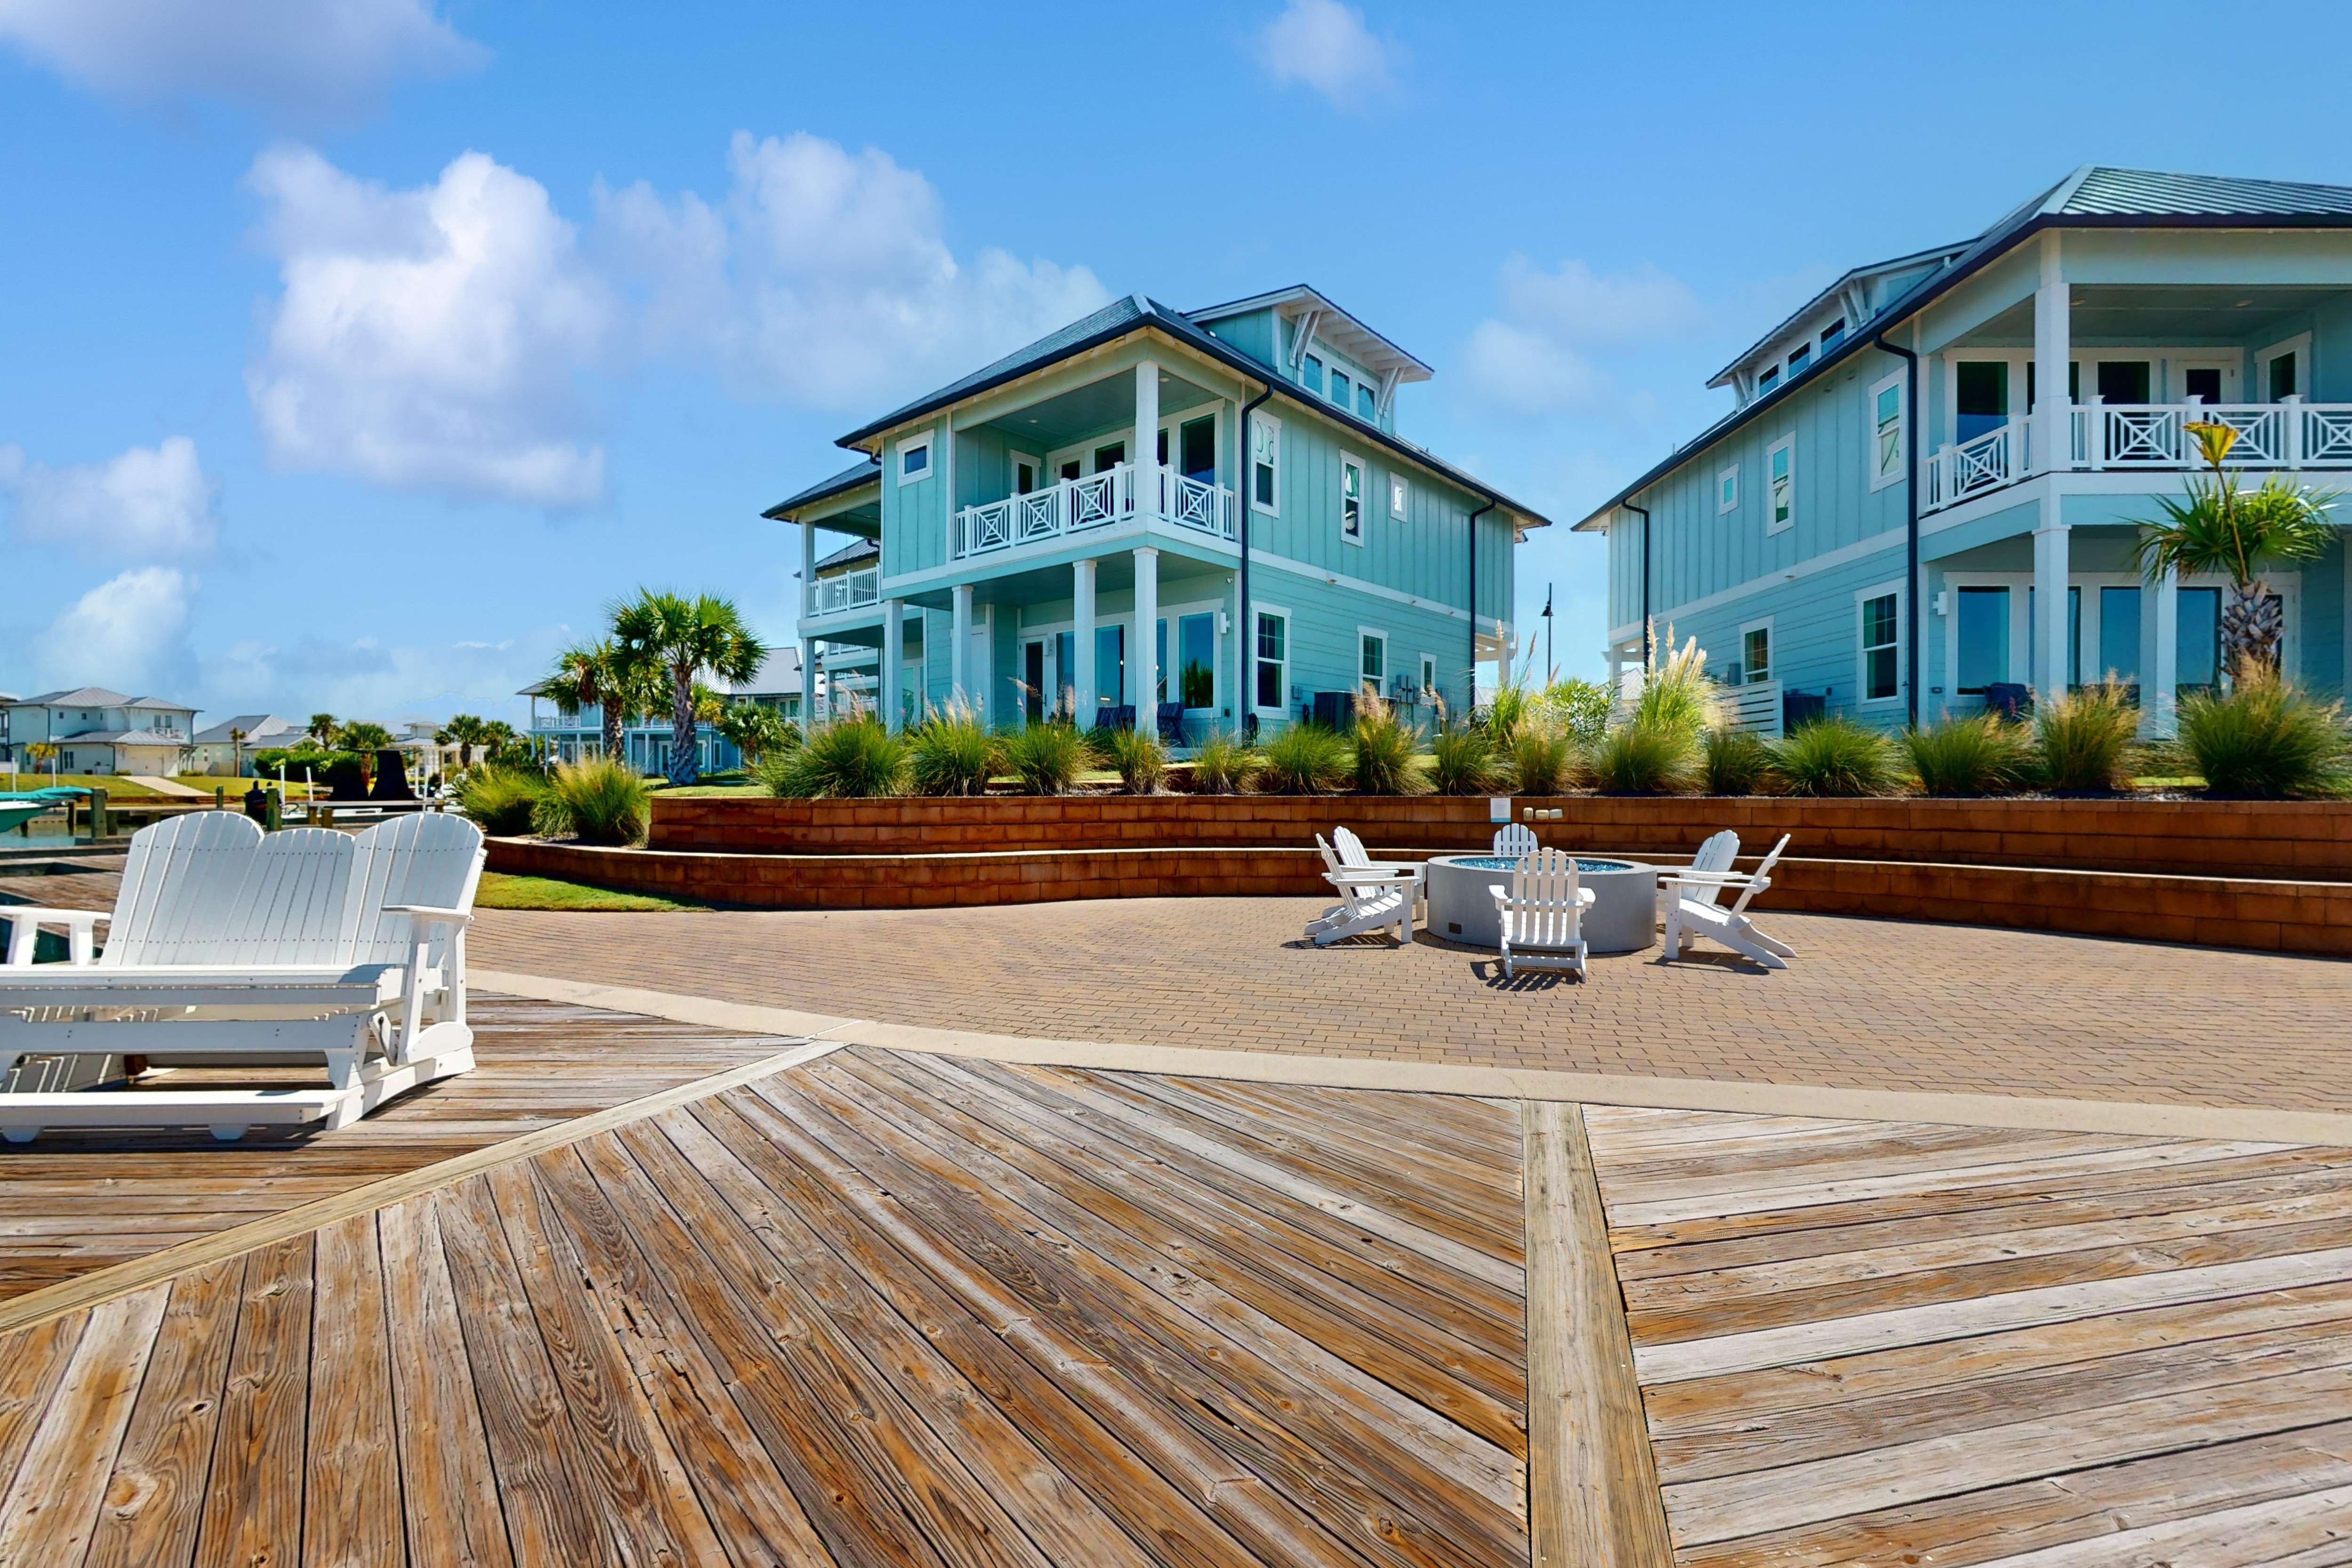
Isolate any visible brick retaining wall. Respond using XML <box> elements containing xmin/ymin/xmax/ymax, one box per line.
<box><xmin>492</xmin><ymin>836</ymin><xmax>2352</xmax><ymax>958</ymax></box>
<box><xmin>647</xmin><ymin>794</ymin><xmax>2352</xmax><ymax>882</ymax></box>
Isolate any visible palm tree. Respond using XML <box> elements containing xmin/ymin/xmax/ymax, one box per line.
<box><xmin>439</xmin><ymin>713</ymin><xmax>494</xmax><ymax>771</ymax></box>
<box><xmin>543</xmin><ymin>640</ymin><xmax>642</xmax><ymax>760</ymax></box>
<box><xmin>611</xmin><ymin>590</ymin><xmax>767</xmax><ymax>784</ymax></box>
<box><xmin>229</xmin><ymin>726</ymin><xmax>248</xmax><ymax>779</ymax></box>
<box><xmin>24</xmin><ymin>742</ymin><xmax>57</xmax><ymax>780</ymax></box>
<box><xmin>478</xmin><ymin>720</ymin><xmax>521</xmax><ymax>767</ymax></box>
<box><xmin>339</xmin><ymin>721</ymin><xmax>394</xmax><ymax>752</ymax></box>
<box><xmin>714</xmin><ymin>701</ymin><xmax>790</xmax><ymax>766</ymax></box>
<box><xmin>307</xmin><ymin>713</ymin><xmax>338</xmax><ymax>746</ymax></box>
<box><xmin>2132</xmin><ymin>421</ymin><xmax>2337</xmax><ymax>675</ymax></box>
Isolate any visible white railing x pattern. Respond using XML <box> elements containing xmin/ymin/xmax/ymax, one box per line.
<box><xmin>809</xmin><ymin>565</ymin><xmax>881</xmax><ymax>615</ymax></box>
<box><xmin>950</xmin><ymin>462</ymin><xmax>1235</xmax><ymax>561</ymax></box>
<box><xmin>1926</xmin><ymin>398</ymin><xmax>2352</xmax><ymax>514</ymax></box>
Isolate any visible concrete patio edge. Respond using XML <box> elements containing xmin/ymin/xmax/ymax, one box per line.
<box><xmin>474</xmin><ymin>967</ymin><xmax>2352</xmax><ymax>1149</ymax></box>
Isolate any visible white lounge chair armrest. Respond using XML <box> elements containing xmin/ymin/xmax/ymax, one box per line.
<box><xmin>0</xmin><ymin>908</ymin><xmax>111</xmax><ymax>925</ymax></box>
<box><xmin>1658</xmin><ymin>870</ymin><xmax>1762</xmax><ymax>888</ymax></box>
<box><xmin>1324</xmin><ymin>868</ymin><xmax>1414</xmax><ymax>885</ymax></box>
<box><xmin>1578</xmin><ymin>888</ymin><xmax>1597</xmax><ymax>906</ymax></box>
<box><xmin>383</xmin><ymin>904</ymin><xmax>473</xmax><ymax>927</ymax></box>
<box><xmin>1487</xmin><ymin>884</ymin><xmax>1509</xmax><ymax>906</ymax></box>
<box><xmin>0</xmin><ymin>907</ymin><xmax>112</xmax><ymax>967</ymax></box>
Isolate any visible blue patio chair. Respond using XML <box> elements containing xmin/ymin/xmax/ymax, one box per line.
<box><xmin>1983</xmin><ymin>683</ymin><xmax>2033</xmax><ymax>721</ymax></box>
<box><xmin>1156</xmin><ymin>702</ymin><xmax>1186</xmax><ymax>744</ymax></box>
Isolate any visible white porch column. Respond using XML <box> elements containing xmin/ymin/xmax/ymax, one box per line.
<box><xmin>881</xmin><ymin>598</ymin><xmax>905</xmax><ymax>733</ymax></box>
<box><xmin>2032</xmin><ymin>497</ymin><xmax>2071</xmax><ymax>700</ymax></box>
<box><xmin>950</xmin><ymin>583</ymin><xmax>973</xmax><ymax>706</ymax></box>
<box><xmin>1134</xmin><ymin>358</ymin><xmax>1159</xmax><ymax>516</ymax></box>
<box><xmin>798</xmin><ymin>636</ymin><xmax>816</xmax><ymax>729</ymax></box>
<box><xmin>2142</xmin><ymin>562</ymin><xmax>2180</xmax><ymax>738</ymax></box>
<box><xmin>2033</xmin><ymin>232</ymin><xmax>2071</xmax><ymax>473</ymax></box>
<box><xmin>1133</xmin><ymin>546</ymin><xmax>1159</xmax><ymax>723</ymax></box>
<box><xmin>799</xmin><ymin>520</ymin><xmax>816</xmax><ymax>615</ymax></box>
<box><xmin>1073</xmin><ymin>558</ymin><xmax>1097</xmax><ymax>719</ymax></box>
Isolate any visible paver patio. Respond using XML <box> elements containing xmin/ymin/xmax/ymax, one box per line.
<box><xmin>470</xmin><ymin>897</ymin><xmax>2352</xmax><ymax>1115</ymax></box>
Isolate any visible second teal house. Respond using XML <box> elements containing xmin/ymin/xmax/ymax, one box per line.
<box><xmin>766</xmin><ymin>289</ymin><xmax>1549</xmax><ymax>741</ymax></box>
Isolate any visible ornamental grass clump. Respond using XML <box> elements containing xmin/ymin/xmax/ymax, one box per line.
<box><xmin>1902</xmin><ymin>712</ymin><xmax>2033</xmax><ymax>797</ymax></box>
<box><xmin>1503</xmin><ymin>715</ymin><xmax>1576</xmax><ymax>794</ymax></box>
<box><xmin>1105</xmin><ymin>727</ymin><xmax>1168</xmax><ymax>794</ymax></box>
<box><xmin>1588</xmin><ymin>723</ymin><xmax>1694</xmax><ymax>794</ymax></box>
<box><xmin>1350</xmin><ymin>692</ymin><xmax>1424</xmax><ymax>795</ymax></box>
<box><xmin>1255</xmin><ymin>721</ymin><xmax>1351</xmax><ymax>794</ymax></box>
<box><xmin>1000</xmin><ymin>719</ymin><xmax>1089</xmax><ymax>796</ymax></box>
<box><xmin>906</xmin><ymin>701</ymin><xmax>998</xmax><ymax>797</ymax></box>
<box><xmin>454</xmin><ymin>765</ymin><xmax>550</xmax><ymax>837</ymax></box>
<box><xmin>530</xmin><ymin>755</ymin><xmax>652</xmax><ymax>845</ymax></box>
<box><xmin>761</xmin><ymin>714</ymin><xmax>907</xmax><ymax>799</ymax></box>
<box><xmin>1771</xmin><ymin>718</ymin><xmax>1899</xmax><ymax>798</ymax></box>
<box><xmin>1187</xmin><ymin>730</ymin><xmax>1257</xmax><ymax>794</ymax></box>
<box><xmin>1429</xmin><ymin>721</ymin><xmax>1500</xmax><ymax>796</ymax></box>
<box><xmin>2032</xmin><ymin>680</ymin><xmax>2139</xmax><ymax>793</ymax></box>
<box><xmin>2176</xmin><ymin>668</ymin><xmax>2352</xmax><ymax>798</ymax></box>
<box><xmin>1700</xmin><ymin>727</ymin><xmax>1776</xmax><ymax>796</ymax></box>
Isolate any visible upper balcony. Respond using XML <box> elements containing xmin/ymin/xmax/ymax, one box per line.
<box><xmin>807</xmin><ymin>565</ymin><xmax>881</xmax><ymax>615</ymax></box>
<box><xmin>951</xmin><ymin>461</ymin><xmax>1234</xmax><ymax>562</ymax></box>
<box><xmin>1924</xmin><ymin>396</ymin><xmax>2352</xmax><ymax>512</ymax></box>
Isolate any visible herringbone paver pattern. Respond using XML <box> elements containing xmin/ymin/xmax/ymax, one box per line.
<box><xmin>471</xmin><ymin>898</ymin><xmax>2352</xmax><ymax>1114</ymax></box>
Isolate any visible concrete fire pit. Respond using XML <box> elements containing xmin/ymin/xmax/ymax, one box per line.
<box><xmin>1422</xmin><ymin>854</ymin><xmax>1658</xmax><ymax>955</ymax></box>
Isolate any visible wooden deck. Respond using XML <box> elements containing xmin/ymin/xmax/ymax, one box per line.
<box><xmin>0</xmin><ymin>997</ymin><xmax>788</xmax><ymax>1303</ymax></box>
<box><xmin>1587</xmin><ymin>1106</ymin><xmax>2352</xmax><ymax>1564</ymax></box>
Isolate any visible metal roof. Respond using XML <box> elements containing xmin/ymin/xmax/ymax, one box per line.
<box><xmin>813</xmin><ymin>536</ymin><xmax>878</xmax><ymax>572</ymax></box>
<box><xmin>761</xmin><ymin>457</ymin><xmax>880</xmax><ymax>520</ymax></box>
<box><xmin>1186</xmin><ymin>284</ymin><xmax>1435</xmax><ymax>380</ymax></box>
<box><xmin>1707</xmin><ymin>241</ymin><xmax>1971</xmax><ymax>388</ymax></box>
<box><xmin>1575</xmin><ymin>165</ymin><xmax>2352</xmax><ymax>531</ymax></box>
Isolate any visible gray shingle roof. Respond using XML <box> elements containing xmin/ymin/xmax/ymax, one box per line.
<box><xmin>763</xmin><ymin>457</ymin><xmax>880</xmax><ymax>519</ymax></box>
<box><xmin>814</xmin><ymin>536</ymin><xmax>878</xmax><ymax>572</ymax></box>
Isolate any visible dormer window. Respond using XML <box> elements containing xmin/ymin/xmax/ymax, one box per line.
<box><xmin>1758</xmin><ymin>365</ymin><xmax>1780</xmax><ymax>395</ymax></box>
<box><xmin>1787</xmin><ymin>344</ymin><xmax>1811</xmax><ymax>376</ymax></box>
<box><xmin>1303</xmin><ymin>354</ymin><xmax>1324</xmax><ymax>396</ymax></box>
<box><xmin>1358</xmin><ymin>384</ymin><xmax>1376</xmax><ymax>421</ymax></box>
<box><xmin>1820</xmin><ymin>318</ymin><xmax>1846</xmax><ymax>349</ymax></box>
<box><xmin>1330</xmin><ymin>370</ymin><xmax>1351</xmax><ymax>407</ymax></box>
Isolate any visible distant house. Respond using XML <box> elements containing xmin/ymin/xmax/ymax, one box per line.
<box><xmin>190</xmin><ymin>714</ymin><xmax>302</xmax><ymax>776</ymax></box>
<box><xmin>524</xmin><ymin>646</ymin><xmax>805</xmax><ymax>773</ymax></box>
<box><xmin>5</xmin><ymin>688</ymin><xmax>198</xmax><ymax>775</ymax></box>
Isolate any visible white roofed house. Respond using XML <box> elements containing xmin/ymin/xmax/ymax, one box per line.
<box><xmin>4</xmin><ymin>689</ymin><xmax>197</xmax><ymax>775</ymax></box>
<box><xmin>190</xmin><ymin>714</ymin><xmax>303</xmax><ymax>776</ymax></box>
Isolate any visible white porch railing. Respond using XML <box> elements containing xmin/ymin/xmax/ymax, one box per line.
<box><xmin>1922</xmin><ymin>398</ymin><xmax>2352</xmax><ymax>514</ymax></box>
<box><xmin>808</xmin><ymin>565</ymin><xmax>880</xmax><ymax>615</ymax></box>
<box><xmin>951</xmin><ymin>463</ymin><xmax>1236</xmax><ymax>561</ymax></box>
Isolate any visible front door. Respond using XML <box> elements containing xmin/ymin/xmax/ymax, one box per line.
<box><xmin>2096</xmin><ymin>361</ymin><xmax>2151</xmax><ymax>405</ymax></box>
<box><xmin>1022</xmin><ymin>638</ymin><xmax>1047</xmax><ymax>724</ymax></box>
<box><xmin>1955</xmin><ymin>361</ymin><xmax>2010</xmax><ymax>443</ymax></box>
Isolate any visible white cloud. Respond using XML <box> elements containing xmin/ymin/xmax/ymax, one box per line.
<box><xmin>1256</xmin><ymin>0</ymin><xmax>1396</xmax><ymax>107</ymax></box>
<box><xmin>245</xmin><ymin>145</ymin><xmax>613</xmax><ymax>508</ymax></box>
<box><xmin>1461</xmin><ymin>256</ymin><xmax>1699</xmax><ymax>418</ymax></box>
<box><xmin>205</xmin><ymin>628</ymin><xmax>553</xmax><ymax>723</ymax></box>
<box><xmin>1</xmin><ymin>436</ymin><xmax>220</xmax><ymax>558</ymax></box>
<box><xmin>41</xmin><ymin>565</ymin><xmax>195</xmax><ymax>692</ymax></box>
<box><xmin>0</xmin><ymin>0</ymin><xmax>484</xmax><ymax>120</ymax></box>
<box><xmin>599</xmin><ymin>131</ymin><xmax>1110</xmax><ymax>411</ymax></box>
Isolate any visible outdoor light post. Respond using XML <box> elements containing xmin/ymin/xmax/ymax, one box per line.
<box><xmin>1541</xmin><ymin>585</ymin><xmax>1553</xmax><ymax>681</ymax></box>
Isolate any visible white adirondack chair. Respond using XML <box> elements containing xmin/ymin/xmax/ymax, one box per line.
<box><xmin>1</xmin><ymin>810</ymin><xmax>264</xmax><ymax>967</ymax></box>
<box><xmin>1488</xmin><ymin>848</ymin><xmax>1596</xmax><ymax>980</ymax></box>
<box><xmin>1307</xmin><ymin>835</ymin><xmax>1415</xmax><ymax>947</ymax></box>
<box><xmin>0</xmin><ymin>811</ymin><xmax>485</xmax><ymax>1140</ymax></box>
<box><xmin>1658</xmin><ymin>828</ymin><xmax>1740</xmax><ymax>925</ymax></box>
<box><xmin>1492</xmin><ymin>822</ymin><xmax>1538</xmax><ymax>860</ymax></box>
<box><xmin>1660</xmin><ymin>832</ymin><xmax>1797</xmax><ymax>969</ymax></box>
<box><xmin>1330</xmin><ymin>824</ymin><xmax>1424</xmax><ymax>919</ymax></box>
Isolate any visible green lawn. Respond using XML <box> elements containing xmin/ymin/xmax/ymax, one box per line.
<box><xmin>475</xmin><ymin>872</ymin><xmax>706</xmax><ymax>912</ymax></box>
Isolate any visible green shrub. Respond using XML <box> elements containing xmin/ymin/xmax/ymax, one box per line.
<box><xmin>1700</xmin><ymin>727</ymin><xmax>1775</xmax><ymax>795</ymax></box>
<box><xmin>2177</xmin><ymin>672</ymin><xmax>2352</xmax><ymax>798</ymax></box>
<box><xmin>1104</xmin><ymin>727</ymin><xmax>1168</xmax><ymax>794</ymax></box>
<box><xmin>1903</xmin><ymin>713</ymin><xmax>2032</xmax><ymax>797</ymax></box>
<box><xmin>1429</xmin><ymin>724</ymin><xmax>1500</xmax><ymax>795</ymax></box>
<box><xmin>1771</xmin><ymin>718</ymin><xmax>1899</xmax><ymax>797</ymax></box>
<box><xmin>1187</xmin><ymin>730</ymin><xmax>1257</xmax><ymax>794</ymax></box>
<box><xmin>1504</xmin><ymin>720</ymin><xmax>1575</xmax><ymax>794</ymax></box>
<box><xmin>1256</xmin><ymin>722</ymin><xmax>1351</xmax><ymax>794</ymax></box>
<box><xmin>762</xmin><ymin>715</ymin><xmax>907</xmax><ymax>799</ymax></box>
<box><xmin>2033</xmin><ymin>681</ymin><xmax>2139</xmax><ymax>793</ymax></box>
<box><xmin>530</xmin><ymin>756</ymin><xmax>652</xmax><ymax>845</ymax></box>
<box><xmin>1589</xmin><ymin>722</ymin><xmax>1694</xmax><ymax>794</ymax></box>
<box><xmin>455</xmin><ymin>765</ymin><xmax>549</xmax><ymax>836</ymax></box>
<box><xmin>906</xmin><ymin>702</ymin><xmax>998</xmax><ymax>797</ymax></box>
<box><xmin>1541</xmin><ymin>677</ymin><xmax>1614</xmax><ymax>745</ymax></box>
<box><xmin>1351</xmin><ymin>692</ymin><xmax>1423</xmax><ymax>795</ymax></box>
<box><xmin>1001</xmin><ymin>720</ymin><xmax>1089</xmax><ymax>796</ymax></box>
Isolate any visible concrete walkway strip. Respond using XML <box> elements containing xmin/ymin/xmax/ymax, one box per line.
<box><xmin>471</xmin><ymin>967</ymin><xmax>2352</xmax><ymax>1149</ymax></box>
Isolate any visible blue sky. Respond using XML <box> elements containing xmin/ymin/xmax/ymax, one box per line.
<box><xmin>4</xmin><ymin>0</ymin><xmax>2348</xmax><ymax>725</ymax></box>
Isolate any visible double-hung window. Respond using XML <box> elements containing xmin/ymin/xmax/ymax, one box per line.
<box><xmin>1766</xmin><ymin>436</ymin><xmax>1795</xmax><ymax>532</ymax></box>
<box><xmin>1255</xmin><ymin>610</ymin><xmax>1288</xmax><ymax>712</ymax></box>
<box><xmin>1340</xmin><ymin>457</ymin><xmax>1364</xmax><ymax>544</ymax></box>
<box><xmin>1740</xmin><ymin>621</ymin><xmax>1772</xmax><ymax>685</ymax></box>
<box><xmin>1249</xmin><ymin>412</ymin><xmax>1281</xmax><ymax>514</ymax></box>
<box><xmin>1859</xmin><ymin>590</ymin><xmax>1900</xmax><ymax>702</ymax></box>
<box><xmin>1869</xmin><ymin>371</ymin><xmax>1905</xmax><ymax>490</ymax></box>
<box><xmin>1359</xmin><ymin>630</ymin><xmax>1387</xmax><ymax>690</ymax></box>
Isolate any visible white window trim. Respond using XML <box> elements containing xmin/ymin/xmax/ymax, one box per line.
<box><xmin>1418</xmin><ymin>651</ymin><xmax>1438</xmax><ymax>701</ymax></box>
<box><xmin>1252</xmin><ymin>602</ymin><xmax>1292</xmax><ymax>717</ymax></box>
<box><xmin>1856</xmin><ymin>581</ymin><xmax>1904</xmax><ymax>707</ymax></box>
<box><xmin>894</xmin><ymin>431</ymin><xmax>935</xmax><ymax>486</ymax></box>
<box><xmin>1248</xmin><ymin>411</ymin><xmax>1282</xmax><ymax>517</ymax></box>
<box><xmin>1389</xmin><ymin>473</ymin><xmax>1409</xmax><ymax>521</ymax></box>
<box><xmin>1357</xmin><ymin>626</ymin><xmax>1389</xmax><ymax>689</ymax></box>
<box><xmin>1156</xmin><ymin>407</ymin><xmax>1222</xmax><ymax>480</ymax></box>
<box><xmin>2258</xmin><ymin>332</ymin><xmax>2312</xmax><ymax>401</ymax></box>
<box><xmin>1716</xmin><ymin>463</ymin><xmax>1739</xmax><ymax>515</ymax></box>
<box><xmin>1008</xmin><ymin>449</ymin><xmax>1043</xmax><ymax>494</ymax></box>
<box><xmin>1868</xmin><ymin>371</ymin><xmax>1906</xmax><ymax>493</ymax></box>
<box><xmin>1339</xmin><ymin>454</ymin><xmax>1367</xmax><ymax>546</ymax></box>
<box><xmin>1765</xmin><ymin>435</ymin><xmax>1795</xmax><ymax>535</ymax></box>
<box><xmin>1737</xmin><ymin>616</ymin><xmax>1773</xmax><ymax>685</ymax></box>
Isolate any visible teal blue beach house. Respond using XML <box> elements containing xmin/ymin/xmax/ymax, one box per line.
<box><xmin>1578</xmin><ymin>167</ymin><xmax>2352</xmax><ymax>736</ymax></box>
<box><xmin>767</xmin><ymin>289</ymin><xmax>1549</xmax><ymax>740</ymax></box>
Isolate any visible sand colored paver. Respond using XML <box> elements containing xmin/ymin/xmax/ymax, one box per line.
<box><xmin>470</xmin><ymin>898</ymin><xmax>2352</xmax><ymax>1115</ymax></box>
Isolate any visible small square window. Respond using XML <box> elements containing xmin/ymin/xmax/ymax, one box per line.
<box><xmin>896</xmin><ymin>437</ymin><xmax>932</xmax><ymax>483</ymax></box>
<box><xmin>1716</xmin><ymin>465</ymin><xmax>1738</xmax><ymax>515</ymax></box>
<box><xmin>1389</xmin><ymin>475</ymin><xmax>1408</xmax><ymax>520</ymax></box>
